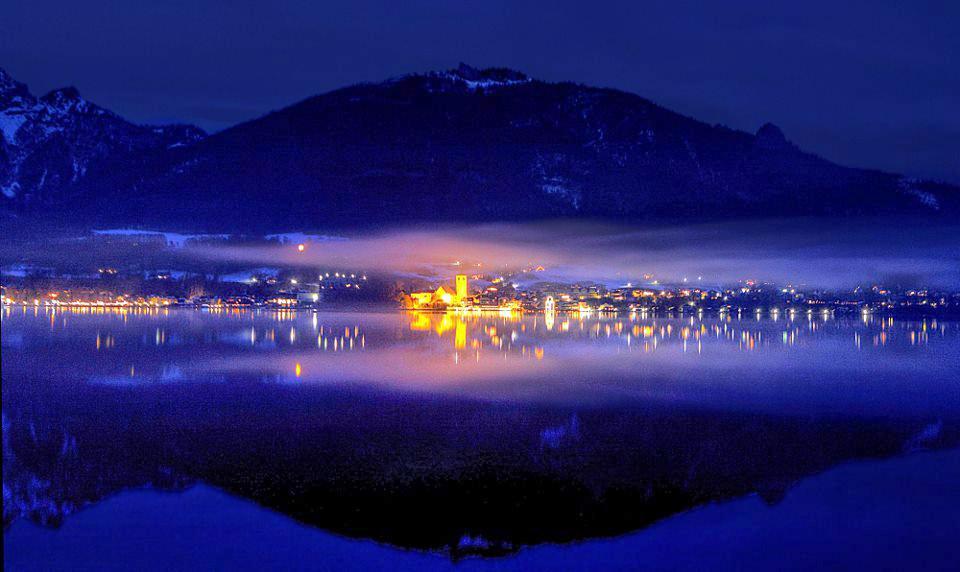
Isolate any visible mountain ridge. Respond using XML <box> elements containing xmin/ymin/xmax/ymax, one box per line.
<box><xmin>0</xmin><ymin>67</ymin><xmax>205</xmax><ymax>205</ymax></box>
<box><xmin>2</xmin><ymin>64</ymin><xmax>957</xmax><ymax>231</ymax></box>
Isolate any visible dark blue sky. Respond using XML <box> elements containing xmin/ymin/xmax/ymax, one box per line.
<box><xmin>2</xmin><ymin>0</ymin><xmax>957</xmax><ymax>182</ymax></box>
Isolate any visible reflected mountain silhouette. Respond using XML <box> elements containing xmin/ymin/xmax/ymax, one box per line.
<box><xmin>4</xmin><ymin>380</ymin><xmax>956</xmax><ymax>557</ymax></box>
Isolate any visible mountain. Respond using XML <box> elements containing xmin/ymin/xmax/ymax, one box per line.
<box><xmin>3</xmin><ymin>64</ymin><xmax>957</xmax><ymax>230</ymax></box>
<box><xmin>0</xmin><ymin>68</ymin><xmax>204</xmax><ymax>206</ymax></box>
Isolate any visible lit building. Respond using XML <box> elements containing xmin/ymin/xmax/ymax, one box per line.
<box><xmin>408</xmin><ymin>292</ymin><xmax>435</xmax><ymax>307</ymax></box>
<box><xmin>405</xmin><ymin>274</ymin><xmax>470</xmax><ymax>309</ymax></box>
<box><xmin>434</xmin><ymin>285</ymin><xmax>455</xmax><ymax>305</ymax></box>
<box><xmin>296</xmin><ymin>291</ymin><xmax>320</xmax><ymax>304</ymax></box>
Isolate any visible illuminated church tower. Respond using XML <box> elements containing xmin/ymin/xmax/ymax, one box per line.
<box><xmin>455</xmin><ymin>274</ymin><xmax>468</xmax><ymax>302</ymax></box>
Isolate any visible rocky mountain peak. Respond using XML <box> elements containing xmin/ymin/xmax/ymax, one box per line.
<box><xmin>1</xmin><ymin>68</ymin><xmax>205</xmax><ymax>204</ymax></box>
<box><xmin>1</xmin><ymin>67</ymin><xmax>20</xmax><ymax>92</ymax></box>
<box><xmin>40</xmin><ymin>86</ymin><xmax>87</xmax><ymax>111</ymax></box>
<box><xmin>755</xmin><ymin>122</ymin><xmax>790</xmax><ymax>149</ymax></box>
<box><xmin>0</xmin><ymin>68</ymin><xmax>34</xmax><ymax>108</ymax></box>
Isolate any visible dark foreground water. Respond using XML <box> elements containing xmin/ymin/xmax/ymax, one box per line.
<box><xmin>6</xmin><ymin>451</ymin><xmax>958</xmax><ymax>571</ymax></box>
<box><xmin>3</xmin><ymin>306</ymin><xmax>959</xmax><ymax>569</ymax></box>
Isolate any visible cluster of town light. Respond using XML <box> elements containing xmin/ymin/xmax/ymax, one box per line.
<box><xmin>405</xmin><ymin>274</ymin><xmax>484</xmax><ymax>310</ymax></box>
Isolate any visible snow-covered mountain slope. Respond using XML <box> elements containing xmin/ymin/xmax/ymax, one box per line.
<box><xmin>0</xmin><ymin>68</ymin><xmax>204</xmax><ymax>205</ymax></box>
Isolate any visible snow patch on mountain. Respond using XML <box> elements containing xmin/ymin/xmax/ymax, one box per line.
<box><xmin>265</xmin><ymin>232</ymin><xmax>348</xmax><ymax>244</ymax></box>
<box><xmin>904</xmin><ymin>420</ymin><xmax>943</xmax><ymax>452</ymax></box>
<box><xmin>457</xmin><ymin>76</ymin><xmax>531</xmax><ymax>91</ymax></box>
<box><xmin>898</xmin><ymin>177</ymin><xmax>940</xmax><ymax>210</ymax></box>
<box><xmin>92</xmin><ymin>229</ymin><xmax>228</xmax><ymax>247</ymax></box>
<box><xmin>532</xmin><ymin>153</ymin><xmax>583</xmax><ymax>209</ymax></box>
<box><xmin>0</xmin><ymin>110</ymin><xmax>28</xmax><ymax>141</ymax></box>
<box><xmin>541</xmin><ymin>183</ymin><xmax>582</xmax><ymax>209</ymax></box>
<box><xmin>421</xmin><ymin>63</ymin><xmax>532</xmax><ymax>93</ymax></box>
<box><xmin>1</xmin><ymin>181</ymin><xmax>19</xmax><ymax>198</ymax></box>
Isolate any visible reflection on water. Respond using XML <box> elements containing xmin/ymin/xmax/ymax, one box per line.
<box><xmin>4</xmin><ymin>305</ymin><xmax>958</xmax><ymax>413</ymax></box>
<box><xmin>3</xmin><ymin>304</ymin><xmax>954</xmax><ymax>355</ymax></box>
<box><xmin>2</xmin><ymin>307</ymin><xmax>959</xmax><ymax>557</ymax></box>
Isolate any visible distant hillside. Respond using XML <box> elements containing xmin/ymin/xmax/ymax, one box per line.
<box><xmin>3</xmin><ymin>64</ymin><xmax>957</xmax><ymax>231</ymax></box>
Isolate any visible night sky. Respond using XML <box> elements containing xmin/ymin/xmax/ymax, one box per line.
<box><xmin>2</xmin><ymin>0</ymin><xmax>957</xmax><ymax>183</ymax></box>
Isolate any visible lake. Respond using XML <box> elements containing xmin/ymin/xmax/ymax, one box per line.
<box><xmin>3</xmin><ymin>306</ymin><xmax>959</xmax><ymax>569</ymax></box>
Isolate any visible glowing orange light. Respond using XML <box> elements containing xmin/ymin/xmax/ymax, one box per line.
<box><xmin>297</xmin><ymin>243</ymin><xmax>306</xmax><ymax>253</ymax></box>
<box><xmin>295</xmin><ymin>362</ymin><xmax>302</xmax><ymax>377</ymax></box>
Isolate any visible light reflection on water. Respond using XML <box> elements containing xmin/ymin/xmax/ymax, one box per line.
<box><xmin>2</xmin><ymin>306</ymin><xmax>960</xmax><ymax>557</ymax></box>
<box><xmin>3</xmin><ymin>305</ymin><xmax>959</xmax><ymax>414</ymax></box>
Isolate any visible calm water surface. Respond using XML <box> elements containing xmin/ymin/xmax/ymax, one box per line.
<box><xmin>3</xmin><ymin>306</ymin><xmax>959</xmax><ymax>568</ymax></box>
